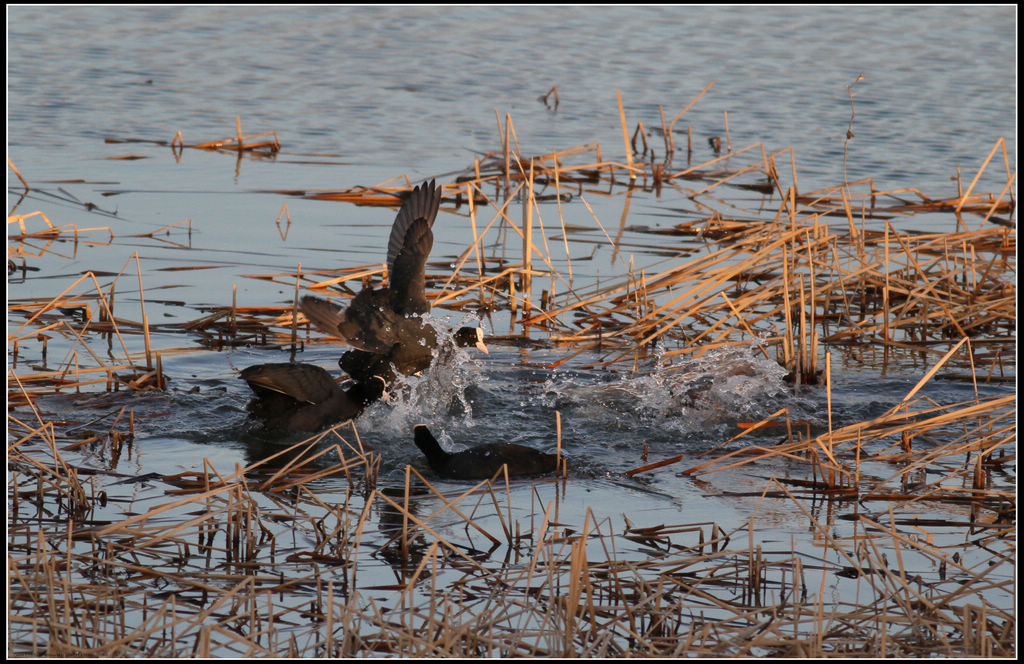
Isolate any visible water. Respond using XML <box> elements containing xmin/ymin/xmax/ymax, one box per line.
<box><xmin>8</xmin><ymin>0</ymin><xmax>1017</xmax><ymax>511</ymax></box>
<box><xmin>9</xmin><ymin>6</ymin><xmax>1014</xmax><ymax>179</ymax></box>
<box><xmin>7</xmin><ymin>6</ymin><xmax>1017</xmax><ymax>654</ymax></box>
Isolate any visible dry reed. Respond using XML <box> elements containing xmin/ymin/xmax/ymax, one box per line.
<box><xmin>8</xmin><ymin>89</ymin><xmax>1015</xmax><ymax>658</ymax></box>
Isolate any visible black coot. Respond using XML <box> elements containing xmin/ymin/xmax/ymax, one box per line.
<box><xmin>413</xmin><ymin>425</ymin><xmax>559</xmax><ymax>479</ymax></box>
<box><xmin>339</xmin><ymin>326</ymin><xmax>487</xmax><ymax>383</ymax></box>
<box><xmin>241</xmin><ymin>363</ymin><xmax>384</xmax><ymax>432</ymax></box>
<box><xmin>300</xmin><ymin>180</ymin><xmax>486</xmax><ymax>382</ymax></box>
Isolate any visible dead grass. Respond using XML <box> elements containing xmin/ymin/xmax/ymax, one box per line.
<box><xmin>7</xmin><ymin>393</ymin><xmax>1015</xmax><ymax>656</ymax></box>
<box><xmin>7</xmin><ymin>90</ymin><xmax>1015</xmax><ymax>657</ymax></box>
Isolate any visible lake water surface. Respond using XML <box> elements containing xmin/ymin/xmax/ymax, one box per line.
<box><xmin>7</xmin><ymin>5</ymin><xmax>1017</xmax><ymax>655</ymax></box>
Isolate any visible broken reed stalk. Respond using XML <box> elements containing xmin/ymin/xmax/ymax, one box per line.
<box><xmin>9</xmin><ymin>157</ymin><xmax>30</xmax><ymax>190</ymax></box>
<box><xmin>400</xmin><ymin>465</ymin><xmax>501</xmax><ymax>548</ymax></box>
<box><xmin>555</xmin><ymin>410</ymin><xmax>564</xmax><ymax>478</ymax></box>
<box><xmin>466</xmin><ymin>181</ymin><xmax>484</xmax><ymax>284</ymax></box>
<box><xmin>552</xmin><ymin>153</ymin><xmax>574</xmax><ymax>284</ymax></box>
<box><xmin>134</xmin><ymin>253</ymin><xmax>153</xmax><ymax>369</ymax></box>
<box><xmin>631</xmin><ymin>121</ymin><xmax>649</xmax><ymax>155</ymax></box>
<box><xmin>540</xmin><ymin>85</ymin><xmax>559</xmax><ymax>109</ymax></box>
<box><xmin>684</xmin><ymin>393</ymin><xmax>1012</xmax><ymax>490</ymax></box>
<box><xmin>522</xmin><ymin>158</ymin><xmax>535</xmax><ymax>319</ymax></box>
<box><xmin>7</xmin><ymin>272</ymin><xmax>177</xmax><ymax>394</ymax></box>
<box><xmin>372</xmin><ymin>488</ymin><xmax>494</xmax><ymax>573</ymax></box>
<box><xmin>615</xmin><ymin>89</ymin><xmax>635</xmax><ymax>178</ymax></box>
<box><xmin>291</xmin><ymin>263</ymin><xmax>301</xmax><ymax>358</ymax></box>
<box><xmin>178</xmin><ymin>117</ymin><xmax>280</xmax><ymax>153</ymax></box>
<box><xmin>402</xmin><ymin>464</ymin><xmax>412</xmax><ymax>560</ymax></box>
<box><xmin>667</xmin><ymin>80</ymin><xmax>715</xmax><ymax>141</ymax></box>
<box><xmin>501</xmin><ymin>111</ymin><xmax>511</xmax><ymax>197</ymax></box>
<box><xmin>956</xmin><ymin>137</ymin><xmax>1008</xmax><ymax>216</ymax></box>
<box><xmin>659</xmin><ymin>104</ymin><xmax>671</xmax><ymax>157</ymax></box>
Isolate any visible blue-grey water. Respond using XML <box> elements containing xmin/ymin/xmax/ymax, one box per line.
<box><xmin>7</xmin><ymin>7</ymin><xmax>1017</xmax><ymax>652</ymax></box>
<box><xmin>9</xmin><ymin>6</ymin><xmax>1015</xmax><ymax>183</ymax></box>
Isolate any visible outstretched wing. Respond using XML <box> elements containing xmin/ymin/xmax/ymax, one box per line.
<box><xmin>240</xmin><ymin>362</ymin><xmax>337</xmax><ymax>404</ymax></box>
<box><xmin>301</xmin><ymin>293</ymin><xmax>401</xmax><ymax>353</ymax></box>
<box><xmin>300</xmin><ymin>295</ymin><xmax>347</xmax><ymax>338</ymax></box>
<box><xmin>385</xmin><ymin>180</ymin><xmax>440</xmax><ymax>314</ymax></box>
<box><xmin>388</xmin><ymin>218</ymin><xmax>433</xmax><ymax>314</ymax></box>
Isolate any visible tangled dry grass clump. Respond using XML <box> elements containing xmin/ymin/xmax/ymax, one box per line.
<box><xmin>7</xmin><ymin>89</ymin><xmax>1016</xmax><ymax>657</ymax></box>
<box><xmin>6</xmin><ymin>399</ymin><xmax>1016</xmax><ymax>656</ymax></box>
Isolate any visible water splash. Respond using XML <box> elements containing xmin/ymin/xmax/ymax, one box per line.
<box><xmin>542</xmin><ymin>341</ymin><xmax>794</xmax><ymax>437</ymax></box>
<box><xmin>362</xmin><ymin>315</ymin><xmax>488</xmax><ymax>440</ymax></box>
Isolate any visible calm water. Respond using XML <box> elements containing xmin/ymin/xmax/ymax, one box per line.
<box><xmin>7</xmin><ymin>5</ymin><xmax>1017</xmax><ymax>620</ymax></box>
<box><xmin>9</xmin><ymin>6</ymin><xmax>1015</xmax><ymax>183</ymax></box>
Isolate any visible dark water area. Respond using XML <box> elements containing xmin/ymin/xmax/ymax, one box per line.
<box><xmin>7</xmin><ymin>7</ymin><xmax>1017</xmax><ymax>652</ymax></box>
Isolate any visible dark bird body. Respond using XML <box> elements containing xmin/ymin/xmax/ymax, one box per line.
<box><xmin>301</xmin><ymin>180</ymin><xmax>486</xmax><ymax>381</ymax></box>
<box><xmin>339</xmin><ymin>326</ymin><xmax>487</xmax><ymax>383</ymax></box>
<box><xmin>413</xmin><ymin>425</ymin><xmax>559</xmax><ymax>480</ymax></box>
<box><xmin>241</xmin><ymin>363</ymin><xmax>384</xmax><ymax>432</ymax></box>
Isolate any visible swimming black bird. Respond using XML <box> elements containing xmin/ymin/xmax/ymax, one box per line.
<box><xmin>300</xmin><ymin>179</ymin><xmax>486</xmax><ymax>380</ymax></box>
<box><xmin>413</xmin><ymin>425</ymin><xmax>560</xmax><ymax>480</ymax></box>
<box><xmin>241</xmin><ymin>363</ymin><xmax>385</xmax><ymax>432</ymax></box>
